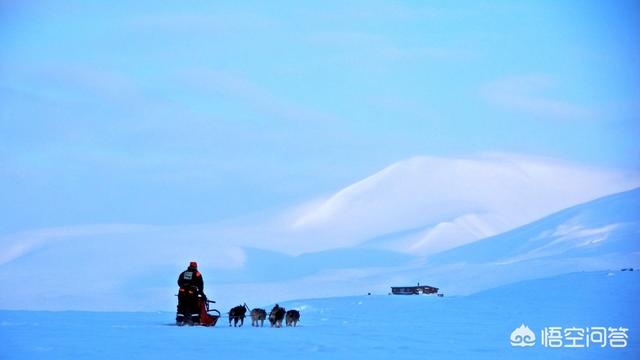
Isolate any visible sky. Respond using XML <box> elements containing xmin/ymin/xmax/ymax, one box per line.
<box><xmin>1</xmin><ymin>0</ymin><xmax>639</xmax><ymax>236</ymax></box>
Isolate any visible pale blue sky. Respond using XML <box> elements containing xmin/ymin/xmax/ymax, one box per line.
<box><xmin>1</xmin><ymin>1</ymin><xmax>639</xmax><ymax>234</ymax></box>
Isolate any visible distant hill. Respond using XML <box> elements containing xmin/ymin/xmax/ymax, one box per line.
<box><xmin>0</xmin><ymin>155</ymin><xmax>637</xmax><ymax>311</ymax></box>
<box><xmin>376</xmin><ymin>187</ymin><xmax>640</xmax><ymax>296</ymax></box>
<box><xmin>430</xmin><ymin>187</ymin><xmax>640</xmax><ymax>265</ymax></box>
<box><xmin>286</xmin><ymin>154</ymin><xmax>638</xmax><ymax>255</ymax></box>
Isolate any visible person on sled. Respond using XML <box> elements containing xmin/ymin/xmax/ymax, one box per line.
<box><xmin>176</xmin><ymin>261</ymin><xmax>206</xmax><ymax>325</ymax></box>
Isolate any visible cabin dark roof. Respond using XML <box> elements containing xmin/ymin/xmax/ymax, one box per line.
<box><xmin>391</xmin><ymin>285</ymin><xmax>438</xmax><ymax>290</ymax></box>
<box><xmin>391</xmin><ymin>285</ymin><xmax>438</xmax><ymax>289</ymax></box>
<box><xmin>390</xmin><ymin>284</ymin><xmax>439</xmax><ymax>295</ymax></box>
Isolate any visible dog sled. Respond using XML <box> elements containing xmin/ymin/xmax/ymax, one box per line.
<box><xmin>176</xmin><ymin>294</ymin><xmax>300</xmax><ymax>328</ymax></box>
<box><xmin>176</xmin><ymin>291</ymin><xmax>221</xmax><ymax>327</ymax></box>
<box><xmin>198</xmin><ymin>297</ymin><xmax>221</xmax><ymax>327</ymax></box>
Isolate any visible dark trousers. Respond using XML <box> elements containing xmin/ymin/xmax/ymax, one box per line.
<box><xmin>176</xmin><ymin>288</ymin><xmax>200</xmax><ymax>322</ymax></box>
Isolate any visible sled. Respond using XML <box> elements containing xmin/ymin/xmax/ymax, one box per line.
<box><xmin>198</xmin><ymin>298</ymin><xmax>220</xmax><ymax>327</ymax></box>
<box><xmin>176</xmin><ymin>292</ymin><xmax>221</xmax><ymax>327</ymax></box>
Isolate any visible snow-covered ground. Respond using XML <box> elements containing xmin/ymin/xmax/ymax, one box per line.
<box><xmin>2</xmin><ymin>270</ymin><xmax>638</xmax><ymax>359</ymax></box>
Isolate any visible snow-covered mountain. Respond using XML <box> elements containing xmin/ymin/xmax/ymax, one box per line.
<box><xmin>1</xmin><ymin>186</ymin><xmax>637</xmax><ymax>311</ymax></box>
<box><xmin>282</xmin><ymin>153</ymin><xmax>639</xmax><ymax>255</ymax></box>
<box><xmin>429</xmin><ymin>187</ymin><xmax>640</xmax><ymax>266</ymax></box>
<box><xmin>215</xmin><ymin>187</ymin><xmax>640</xmax><ymax>306</ymax></box>
<box><xmin>0</xmin><ymin>154</ymin><xmax>638</xmax><ymax>311</ymax></box>
<box><xmin>400</xmin><ymin>187</ymin><xmax>640</xmax><ymax>295</ymax></box>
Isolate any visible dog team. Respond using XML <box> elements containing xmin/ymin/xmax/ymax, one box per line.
<box><xmin>228</xmin><ymin>303</ymin><xmax>300</xmax><ymax>328</ymax></box>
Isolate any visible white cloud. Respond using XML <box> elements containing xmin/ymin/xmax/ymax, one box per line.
<box><xmin>126</xmin><ymin>12</ymin><xmax>279</xmax><ymax>33</ymax></box>
<box><xmin>481</xmin><ymin>75</ymin><xmax>594</xmax><ymax>119</ymax></box>
<box><xmin>179</xmin><ymin>69</ymin><xmax>339</xmax><ymax>126</ymax></box>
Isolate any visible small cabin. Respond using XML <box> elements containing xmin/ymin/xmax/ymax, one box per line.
<box><xmin>391</xmin><ymin>283</ymin><xmax>439</xmax><ymax>295</ymax></box>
